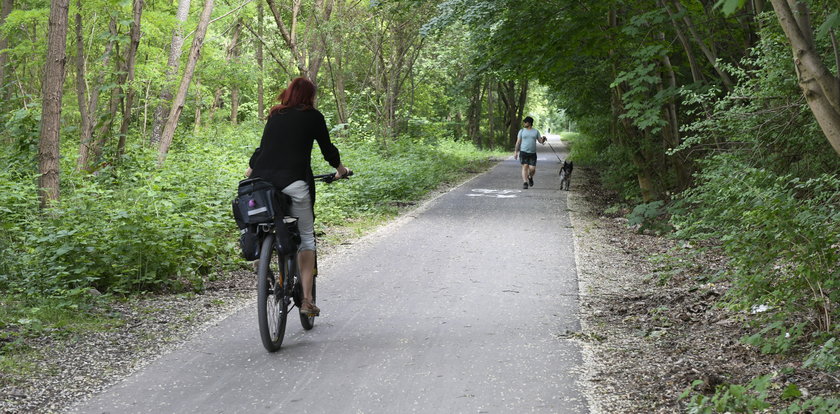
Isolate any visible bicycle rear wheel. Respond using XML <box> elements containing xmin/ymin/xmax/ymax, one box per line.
<box><xmin>257</xmin><ymin>234</ymin><xmax>288</xmax><ymax>352</ymax></box>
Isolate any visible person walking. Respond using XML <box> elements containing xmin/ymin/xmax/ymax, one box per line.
<box><xmin>513</xmin><ymin>116</ymin><xmax>547</xmax><ymax>189</ymax></box>
<box><xmin>245</xmin><ymin>77</ymin><xmax>350</xmax><ymax>316</ymax></box>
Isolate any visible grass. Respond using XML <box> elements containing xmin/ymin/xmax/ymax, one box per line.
<box><xmin>0</xmin><ymin>293</ymin><xmax>119</xmax><ymax>381</ymax></box>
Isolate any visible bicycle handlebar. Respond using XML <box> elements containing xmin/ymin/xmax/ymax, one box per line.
<box><xmin>313</xmin><ymin>170</ymin><xmax>353</xmax><ymax>183</ymax></box>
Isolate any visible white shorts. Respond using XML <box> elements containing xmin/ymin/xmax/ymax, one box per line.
<box><xmin>281</xmin><ymin>180</ymin><xmax>315</xmax><ymax>252</ymax></box>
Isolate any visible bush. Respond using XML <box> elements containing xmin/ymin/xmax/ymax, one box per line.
<box><xmin>672</xmin><ymin>154</ymin><xmax>840</xmax><ymax>332</ymax></box>
<box><xmin>0</xmin><ymin>122</ymin><xmax>499</xmax><ymax>296</ymax></box>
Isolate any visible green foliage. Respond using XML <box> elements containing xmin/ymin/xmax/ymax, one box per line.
<box><xmin>567</xmin><ymin>130</ymin><xmax>641</xmax><ymax>201</ymax></box>
<box><xmin>714</xmin><ymin>0</ymin><xmax>747</xmax><ymax>16</ymax></box>
<box><xmin>311</xmin><ymin>135</ymin><xmax>500</xmax><ymax>227</ymax></box>
<box><xmin>780</xmin><ymin>396</ymin><xmax>840</xmax><ymax>414</ymax></box>
<box><xmin>0</xmin><ymin>118</ymin><xmax>499</xmax><ymax>297</ymax></box>
<box><xmin>740</xmin><ymin>321</ymin><xmax>806</xmax><ymax>355</ymax></box>
<box><xmin>672</xmin><ymin>155</ymin><xmax>840</xmax><ymax>331</ymax></box>
<box><xmin>627</xmin><ymin>200</ymin><xmax>673</xmax><ymax>235</ymax></box>
<box><xmin>681</xmin><ymin>375</ymin><xmax>772</xmax><ymax>413</ymax></box>
<box><xmin>2</xmin><ymin>107</ymin><xmax>41</xmax><ymax>170</ymax></box>
<box><xmin>0</xmin><ymin>123</ymin><xmax>248</xmax><ymax>295</ymax></box>
<box><xmin>803</xmin><ymin>338</ymin><xmax>840</xmax><ymax>372</ymax></box>
<box><xmin>682</xmin><ymin>372</ymin><xmax>840</xmax><ymax>414</ymax></box>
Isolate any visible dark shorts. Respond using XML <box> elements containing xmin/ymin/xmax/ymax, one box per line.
<box><xmin>519</xmin><ymin>151</ymin><xmax>537</xmax><ymax>166</ymax></box>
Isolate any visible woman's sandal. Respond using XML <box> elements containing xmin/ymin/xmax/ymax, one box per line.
<box><xmin>300</xmin><ymin>299</ymin><xmax>320</xmax><ymax>316</ymax></box>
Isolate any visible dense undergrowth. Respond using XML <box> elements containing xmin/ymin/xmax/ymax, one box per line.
<box><xmin>556</xmin><ymin>13</ymin><xmax>840</xmax><ymax>409</ymax></box>
<box><xmin>567</xmin><ymin>128</ymin><xmax>839</xmax><ymax>412</ymax></box>
<box><xmin>0</xmin><ymin>120</ymin><xmax>503</xmax><ymax>361</ymax></box>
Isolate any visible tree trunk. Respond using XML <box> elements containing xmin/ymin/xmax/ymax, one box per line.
<box><xmin>498</xmin><ymin>80</ymin><xmax>519</xmax><ymax>148</ymax></box>
<box><xmin>150</xmin><ymin>0</ymin><xmax>190</xmax><ymax>145</ymax></box>
<box><xmin>514</xmin><ymin>78</ymin><xmax>528</xmax><ymax>138</ymax></box>
<box><xmin>771</xmin><ymin>0</ymin><xmax>840</xmax><ymax>156</ymax></box>
<box><xmin>324</xmin><ymin>0</ymin><xmax>348</xmax><ymax>124</ymax></box>
<box><xmin>658</xmin><ymin>32</ymin><xmax>692</xmax><ymax>190</ymax></box>
<box><xmin>330</xmin><ymin>52</ymin><xmax>348</xmax><ymax>124</ymax></box>
<box><xmin>116</xmin><ymin>0</ymin><xmax>144</xmax><ymax>161</ymax></box>
<box><xmin>90</xmin><ymin>23</ymin><xmax>126</xmax><ymax>167</ymax></box>
<box><xmin>0</xmin><ymin>0</ymin><xmax>14</xmax><ymax>100</ymax></box>
<box><xmin>467</xmin><ymin>76</ymin><xmax>483</xmax><ymax>148</ymax></box>
<box><xmin>659</xmin><ymin>0</ymin><xmax>704</xmax><ymax>83</ymax></box>
<box><xmin>230</xmin><ymin>87</ymin><xmax>239</xmax><ymax>123</ymax></box>
<box><xmin>77</xmin><ymin>15</ymin><xmax>117</xmax><ymax>171</ymax></box>
<box><xmin>256</xmin><ymin>1</ymin><xmax>264</xmax><ymax>119</ymax></box>
<box><xmin>671</xmin><ymin>0</ymin><xmax>734</xmax><ymax>91</ymax></box>
<box><xmin>486</xmin><ymin>79</ymin><xmax>495</xmax><ymax>149</ymax></box>
<box><xmin>141</xmin><ymin>79</ymin><xmax>151</xmax><ymax>136</ymax></box>
<box><xmin>193</xmin><ymin>78</ymin><xmax>202</xmax><ymax>134</ymax></box>
<box><xmin>207</xmin><ymin>87</ymin><xmax>222</xmax><ymax>124</ymax></box>
<box><xmin>73</xmin><ymin>0</ymin><xmax>90</xmax><ymax>157</ymax></box>
<box><xmin>207</xmin><ymin>19</ymin><xmax>241</xmax><ymax>125</ymax></box>
<box><xmin>305</xmin><ymin>0</ymin><xmax>333</xmax><ymax>85</ymax></box>
<box><xmin>266</xmin><ymin>0</ymin><xmax>306</xmax><ymax>77</ymax></box>
<box><xmin>38</xmin><ymin>0</ymin><xmax>70</xmax><ymax>208</ymax></box>
<box><xmin>92</xmin><ymin>72</ymin><xmax>121</xmax><ymax>165</ymax></box>
<box><xmin>158</xmin><ymin>0</ymin><xmax>214</xmax><ymax>165</ymax></box>
<box><xmin>385</xmin><ymin>43</ymin><xmax>399</xmax><ymax>138</ymax></box>
<box><xmin>229</xmin><ymin>19</ymin><xmax>241</xmax><ymax>124</ymax></box>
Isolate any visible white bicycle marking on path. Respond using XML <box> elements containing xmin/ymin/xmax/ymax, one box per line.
<box><xmin>468</xmin><ymin>188</ymin><xmax>522</xmax><ymax>198</ymax></box>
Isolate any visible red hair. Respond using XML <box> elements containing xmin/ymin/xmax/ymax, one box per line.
<box><xmin>269</xmin><ymin>77</ymin><xmax>316</xmax><ymax>117</ymax></box>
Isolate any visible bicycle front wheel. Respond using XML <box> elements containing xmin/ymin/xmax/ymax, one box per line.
<box><xmin>257</xmin><ymin>234</ymin><xmax>288</xmax><ymax>352</ymax></box>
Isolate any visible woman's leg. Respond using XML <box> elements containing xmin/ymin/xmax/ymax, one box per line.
<box><xmin>281</xmin><ymin>180</ymin><xmax>318</xmax><ymax>312</ymax></box>
<box><xmin>298</xmin><ymin>250</ymin><xmax>315</xmax><ymax>302</ymax></box>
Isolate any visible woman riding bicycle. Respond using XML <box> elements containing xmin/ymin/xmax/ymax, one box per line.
<box><xmin>245</xmin><ymin>77</ymin><xmax>350</xmax><ymax>316</ymax></box>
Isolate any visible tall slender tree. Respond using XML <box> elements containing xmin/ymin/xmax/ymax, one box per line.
<box><xmin>158</xmin><ymin>0</ymin><xmax>214</xmax><ymax>165</ymax></box>
<box><xmin>0</xmin><ymin>0</ymin><xmax>13</xmax><ymax>100</ymax></box>
<box><xmin>73</xmin><ymin>0</ymin><xmax>90</xmax><ymax>154</ymax></box>
<box><xmin>256</xmin><ymin>1</ymin><xmax>264</xmax><ymax>118</ymax></box>
<box><xmin>265</xmin><ymin>0</ymin><xmax>334</xmax><ymax>85</ymax></box>
<box><xmin>77</xmin><ymin>15</ymin><xmax>117</xmax><ymax>171</ymax></box>
<box><xmin>150</xmin><ymin>0</ymin><xmax>191</xmax><ymax>145</ymax></box>
<box><xmin>38</xmin><ymin>0</ymin><xmax>70</xmax><ymax>207</ymax></box>
<box><xmin>229</xmin><ymin>18</ymin><xmax>242</xmax><ymax>124</ymax></box>
<box><xmin>208</xmin><ymin>19</ymin><xmax>242</xmax><ymax>124</ymax></box>
<box><xmin>115</xmin><ymin>0</ymin><xmax>144</xmax><ymax>160</ymax></box>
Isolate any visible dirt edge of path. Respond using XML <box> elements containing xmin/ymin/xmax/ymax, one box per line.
<box><xmin>568</xmin><ymin>165</ymin><xmax>839</xmax><ymax>413</ymax></box>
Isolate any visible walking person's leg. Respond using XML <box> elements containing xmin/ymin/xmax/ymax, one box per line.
<box><xmin>521</xmin><ymin>163</ymin><xmax>530</xmax><ymax>189</ymax></box>
<box><xmin>527</xmin><ymin>154</ymin><xmax>537</xmax><ymax>187</ymax></box>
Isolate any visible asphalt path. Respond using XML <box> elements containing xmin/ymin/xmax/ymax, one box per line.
<box><xmin>70</xmin><ymin>135</ymin><xmax>587</xmax><ymax>414</ymax></box>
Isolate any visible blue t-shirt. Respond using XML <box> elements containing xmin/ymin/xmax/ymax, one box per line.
<box><xmin>518</xmin><ymin>128</ymin><xmax>541</xmax><ymax>153</ymax></box>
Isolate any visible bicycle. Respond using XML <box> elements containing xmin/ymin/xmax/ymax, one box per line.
<box><xmin>256</xmin><ymin>172</ymin><xmax>351</xmax><ymax>352</ymax></box>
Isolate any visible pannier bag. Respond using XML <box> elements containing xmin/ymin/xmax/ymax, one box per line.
<box><xmin>232</xmin><ymin>178</ymin><xmax>297</xmax><ymax>259</ymax></box>
<box><xmin>233</xmin><ymin>178</ymin><xmax>277</xmax><ymax>228</ymax></box>
<box><xmin>238</xmin><ymin>229</ymin><xmax>261</xmax><ymax>261</ymax></box>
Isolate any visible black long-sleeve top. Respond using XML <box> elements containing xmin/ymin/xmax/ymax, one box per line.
<box><xmin>249</xmin><ymin>107</ymin><xmax>341</xmax><ymax>192</ymax></box>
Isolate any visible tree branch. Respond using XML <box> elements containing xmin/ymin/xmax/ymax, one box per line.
<box><xmin>242</xmin><ymin>21</ymin><xmax>292</xmax><ymax>77</ymax></box>
<box><xmin>185</xmin><ymin>0</ymin><xmax>252</xmax><ymax>39</ymax></box>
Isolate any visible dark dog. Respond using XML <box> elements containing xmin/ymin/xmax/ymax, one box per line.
<box><xmin>558</xmin><ymin>160</ymin><xmax>573</xmax><ymax>191</ymax></box>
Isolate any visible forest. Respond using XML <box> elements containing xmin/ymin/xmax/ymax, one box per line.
<box><xmin>0</xmin><ymin>0</ymin><xmax>838</xmax><ymax>411</ymax></box>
